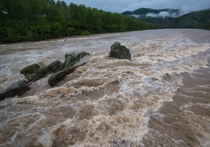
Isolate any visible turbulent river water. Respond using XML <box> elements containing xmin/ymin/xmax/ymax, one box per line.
<box><xmin>0</xmin><ymin>29</ymin><xmax>210</xmax><ymax>147</ymax></box>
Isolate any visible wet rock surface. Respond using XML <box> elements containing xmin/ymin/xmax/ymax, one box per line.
<box><xmin>0</xmin><ymin>80</ymin><xmax>31</xmax><ymax>100</ymax></box>
<box><xmin>109</xmin><ymin>42</ymin><xmax>131</xmax><ymax>60</ymax></box>
<box><xmin>46</xmin><ymin>60</ymin><xmax>64</xmax><ymax>74</ymax></box>
<box><xmin>0</xmin><ymin>52</ymin><xmax>90</xmax><ymax>100</ymax></box>
<box><xmin>20</xmin><ymin>64</ymin><xmax>40</xmax><ymax>75</ymax></box>
<box><xmin>64</xmin><ymin>52</ymin><xmax>90</xmax><ymax>68</ymax></box>
<box><xmin>48</xmin><ymin>63</ymin><xmax>86</xmax><ymax>87</ymax></box>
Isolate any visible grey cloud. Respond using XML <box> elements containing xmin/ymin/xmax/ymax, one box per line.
<box><xmin>159</xmin><ymin>12</ymin><xmax>171</xmax><ymax>18</ymax></box>
<box><xmin>146</xmin><ymin>13</ymin><xmax>159</xmax><ymax>18</ymax></box>
<box><xmin>131</xmin><ymin>14</ymin><xmax>141</xmax><ymax>18</ymax></box>
<box><xmin>179</xmin><ymin>1</ymin><xmax>210</xmax><ymax>15</ymax></box>
<box><xmin>146</xmin><ymin>11</ymin><xmax>179</xmax><ymax>18</ymax></box>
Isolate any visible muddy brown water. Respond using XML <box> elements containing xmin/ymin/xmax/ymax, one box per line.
<box><xmin>0</xmin><ymin>29</ymin><xmax>210</xmax><ymax>147</ymax></box>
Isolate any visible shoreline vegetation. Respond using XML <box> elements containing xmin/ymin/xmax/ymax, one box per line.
<box><xmin>0</xmin><ymin>0</ymin><xmax>158</xmax><ymax>44</ymax></box>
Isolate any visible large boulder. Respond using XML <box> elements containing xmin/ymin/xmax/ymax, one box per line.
<box><xmin>20</xmin><ymin>63</ymin><xmax>46</xmax><ymax>81</ymax></box>
<box><xmin>109</xmin><ymin>42</ymin><xmax>131</xmax><ymax>60</ymax></box>
<box><xmin>0</xmin><ymin>80</ymin><xmax>31</xmax><ymax>100</ymax></box>
<box><xmin>48</xmin><ymin>63</ymin><xmax>86</xmax><ymax>87</ymax></box>
<box><xmin>20</xmin><ymin>63</ymin><xmax>40</xmax><ymax>80</ymax></box>
<box><xmin>20</xmin><ymin>63</ymin><xmax>40</xmax><ymax>74</ymax></box>
<box><xmin>27</xmin><ymin>68</ymin><xmax>47</xmax><ymax>82</ymax></box>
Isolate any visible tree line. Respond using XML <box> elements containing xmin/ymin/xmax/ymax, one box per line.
<box><xmin>0</xmin><ymin>0</ymin><xmax>158</xmax><ymax>43</ymax></box>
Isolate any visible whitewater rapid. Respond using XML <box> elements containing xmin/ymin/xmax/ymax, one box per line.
<box><xmin>0</xmin><ymin>29</ymin><xmax>210</xmax><ymax>147</ymax></box>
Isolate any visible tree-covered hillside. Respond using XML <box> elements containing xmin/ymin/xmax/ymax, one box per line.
<box><xmin>141</xmin><ymin>9</ymin><xmax>210</xmax><ymax>29</ymax></box>
<box><xmin>0</xmin><ymin>0</ymin><xmax>157</xmax><ymax>43</ymax></box>
<box><xmin>122</xmin><ymin>8</ymin><xmax>210</xmax><ymax>30</ymax></box>
<box><xmin>122</xmin><ymin>8</ymin><xmax>179</xmax><ymax>16</ymax></box>
<box><xmin>176</xmin><ymin>9</ymin><xmax>210</xmax><ymax>29</ymax></box>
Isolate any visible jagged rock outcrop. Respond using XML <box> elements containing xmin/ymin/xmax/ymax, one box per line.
<box><xmin>0</xmin><ymin>52</ymin><xmax>90</xmax><ymax>100</ymax></box>
<box><xmin>20</xmin><ymin>61</ymin><xmax>64</xmax><ymax>82</ymax></box>
<box><xmin>48</xmin><ymin>52</ymin><xmax>90</xmax><ymax>87</ymax></box>
<box><xmin>20</xmin><ymin>52</ymin><xmax>90</xmax><ymax>82</ymax></box>
<box><xmin>64</xmin><ymin>52</ymin><xmax>90</xmax><ymax>68</ymax></box>
<box><xmin>109</xmin><ymin>42</ymin><xmax>131</xmax><ymax>60</ymax></box>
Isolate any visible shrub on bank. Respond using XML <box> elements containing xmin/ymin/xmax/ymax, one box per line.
<box><xmin>81</xmin><ymin>30</ymin><xmax>91</xmax><ymax>36</ymax></box>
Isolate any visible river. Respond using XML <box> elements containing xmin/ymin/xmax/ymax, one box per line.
<box><xmin>0</xmin><ymin>29</ymin><xmax>210</xmax><ymax>147</ymax></box>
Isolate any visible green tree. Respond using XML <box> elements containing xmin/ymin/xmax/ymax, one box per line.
<box><xmin>36</xmin><ymin>15</ymin><xmax>50</xmax><ymax>38</ymax></box>
<box><xmin>96</xmin><ymin>18</ymin><xmax>103</xmax><ymax>32</ymax></box>
<box><xmin>0</xmin><ymin>0</ymin><xmax>157</xmax><ymax>43</ymax></box>
<box><xmin>52</xmin><ymin>22</ymin><xmax>62</xmax><ymax>37</ymax></box>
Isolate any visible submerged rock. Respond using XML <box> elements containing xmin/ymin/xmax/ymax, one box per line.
<box><xmin>0</xmin><ymin>80</ymin><xmax>31</xmax><ymax>100</ymax></box>
<box><xmin>109</xmin><ymin>42</ymin><xmax>131</xmax><ymax>60</ymax></box>
<box><xmin>52</xmin><ymin>125</ymin><xmax>83</xmax><ymax>146</ymax></box>
<box><xmin>48</xmin><ymin>63</ymin><xmax>86</xmax><ymax>87</ymax></box>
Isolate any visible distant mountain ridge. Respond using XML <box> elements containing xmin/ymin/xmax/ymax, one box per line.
<box><xmin>122</xmin><ymin>8</ymin><xmax>179</xmax><ymax>17</ymax></box>
<box><xmin>122</xmin><ymin>8</ymin><xmax>210</xmax><ymax>29</ymax></box>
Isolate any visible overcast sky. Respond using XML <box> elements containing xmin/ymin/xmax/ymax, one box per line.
<box><xmin>61</xmin><ymin>0</ymin><xmax>210</xmax><ymax>15</ymax></box>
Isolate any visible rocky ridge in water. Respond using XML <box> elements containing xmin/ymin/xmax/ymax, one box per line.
<box><xmin>0</xmin><ymin>52</ymin><xmax>90</xmax><ymax>100</ymax></box>
<box><xmin>0</xmin><ymin>43</ymin><xmax>131</xmax><ymax>101</ymax></box>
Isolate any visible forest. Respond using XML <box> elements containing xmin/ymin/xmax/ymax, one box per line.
<box><xmin>0</xmin><ymin>0</ymin><xmax>157</xmax><ymax>43</ymax></box>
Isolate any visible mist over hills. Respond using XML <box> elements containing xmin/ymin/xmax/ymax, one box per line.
<box><xmin>122</xmin><ymin>8</ymin><xmax>210</xmax><ymax>29</ymax></box>
<box><xmin>122</xmin><ymin>8</ymin><xmax>180</xmax><ymax>18</ymax></box>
